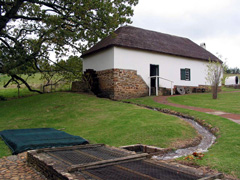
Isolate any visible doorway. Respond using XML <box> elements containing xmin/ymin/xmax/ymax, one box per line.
<box><xmin>150</xmin><ymin>64</ymin><xmax>159</xmax><ymax>88</ymax></box>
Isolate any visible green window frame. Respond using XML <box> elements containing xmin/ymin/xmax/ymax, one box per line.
<box><xmin>180</xmin><ymin>68</ymin><xmax>191</xmax><ymax>81</ymax></box>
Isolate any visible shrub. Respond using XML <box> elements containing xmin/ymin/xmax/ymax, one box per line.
<box><xmin>0</xmin><ymin>95</ymin><xmax>7</xmax><ymax>101</ymax></box>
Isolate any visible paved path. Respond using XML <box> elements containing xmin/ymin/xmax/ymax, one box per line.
<box><xmin>0</xmin><ymin>152</ymin><xmax>46</xmax><ymax>180</ymax></box>
<box><xmin>154</xmin><ymin>95</ymin><xmax>240</xmax><ymax>124</ymax></box>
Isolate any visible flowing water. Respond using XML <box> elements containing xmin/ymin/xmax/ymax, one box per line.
<box><xmin>122</xmin><ymin>102</ymin><xmax>216</xmax><ymax>161</ymax></box>
<box><xmin>153</xmin><ymin>116</ymin><xmax>216</xmax><ymax>160</ymax></box>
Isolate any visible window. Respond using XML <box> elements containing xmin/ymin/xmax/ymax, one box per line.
<box><xmin>181</xmin><ymin>68</ymin><xmax>191</xmax><ymax>81</ymax></box>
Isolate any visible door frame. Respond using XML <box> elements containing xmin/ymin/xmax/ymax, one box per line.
<box><xmin>150</xmin><ymin>64</ymin><xmax>159</xmax><ymax>88</ymax></box>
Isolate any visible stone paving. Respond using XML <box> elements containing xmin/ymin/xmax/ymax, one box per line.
<box><xmin>0</xmin><ymin>152</ymin><xmax>46</xmax><ymax>180</ymax></box>
<box><xmin>154</xmin><ymin>95</ymin><xmax>240</xmax><ymax>124</ymax></box>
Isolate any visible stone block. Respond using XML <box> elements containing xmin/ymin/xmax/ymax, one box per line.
<box><xmin>96</xmin><ymin>68</ymin><xmax>149</xmax><ymax>100</ymax></box>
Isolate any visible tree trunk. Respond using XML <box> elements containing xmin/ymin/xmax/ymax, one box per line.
<box><xmin>212</xmin><ymin>85</ymin><xmax>218</xmax><ymax>99</ymax></box>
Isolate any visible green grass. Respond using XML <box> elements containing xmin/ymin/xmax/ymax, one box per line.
<box><xmin>221</xmin><ymin>86</ymin><xmax>240</xmax><ymax>92</ymax></box>
<box><xmin>0</xmin><ymin>73</ymin><xmax>43</xmax><ymax>88</ymax></box>
<box><xmin>0</xmin><ymin>74</ymin><xmax>11</xmax><ymax>87</ymax></box>
<box><xmin>0</xmin><ymin>73</ymin><xmax>71</xmax><ymax>99</ymax></box>
<box><xmin>0</xmin><ymin>73</ymin><xmax>71</xmax><ymax>89</ymax></box>
<box><xmin>0</xmin><ymin>92</ymin><xmax>197</xmax><ymax>157</ymax></box>
<box><xmin>168</xmin><ymin>92</ymin><xmax>240</xmax><ymax>114</ymax></box>
<box><xmin>0</xmin><ymin>88</ymin><xmax>39</xmax><ymax>98</ymax></box>
<box><xmin>125</xmin><ymin>96</ymin><xmax>240</xmax><ymax>178</ymax></box>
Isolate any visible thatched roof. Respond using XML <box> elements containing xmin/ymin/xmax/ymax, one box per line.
<box><xmin>81</xmin><ymin>26</ymin><xmax>221</xmax><ymax>62</ymax></box>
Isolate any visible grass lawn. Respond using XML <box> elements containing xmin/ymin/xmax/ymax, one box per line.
<box><xmin>0</xmin><ymin>73</ymin><xmax>43</xmax><ymax>88</ymax></box>
<box><xmin>125</xmin><ymin>96</ymin><xmax>240</xmax><ymax>178</ymax></box>
<box><xmin>168</xmin><ymin>91</ymin><xmax>240</xmax><ymax>114</ymax></box>
<box><xmin>221</xmin><ymin>86</ymin><xmax>240</xmax><ymax>92</ymax></box>
<box><xmin>0</xmin><ymin>73</ymin><xmax>71</xmax><ymax>99</ymax></box>
<box><xmin>0</xmin><ymin>92</ymin><xmax>197</xmax><ymax>158</ymax></box>
<box><xmin>0</xmin><ymin>88</ymin><xmax>39</xmax><ymax>98</ymax></box>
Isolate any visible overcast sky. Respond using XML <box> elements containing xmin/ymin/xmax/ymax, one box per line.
<box><xmin>131</xmin><ymin>0</ymin><xmax>240</xmax><ymax>68</ymax></box>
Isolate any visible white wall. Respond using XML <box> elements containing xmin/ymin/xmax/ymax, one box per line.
<box><xmin>83</xmin><ymin>46</ymin><xmax>212</xmax><ymax>88</ymax></box>
<box><xmin>83</xmin><ymin>47</ymin><xmax>114</xmax><ymax>72</ymax></box>
<box><xmin>225</xmin><ymin>76</ymin><xmax>238</xmax><ymax>85</ymax></box>
<box><xmin>114</xmin><ymin>47</ymin><xmax>210</xmax><ymax>88</ymax></box>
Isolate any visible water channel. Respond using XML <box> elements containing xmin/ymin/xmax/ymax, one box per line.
<box><xmin>124</xmin><ymin>102</ymin><xmax>217</xmax><ymax>160</ymax></box>
<box><xmin>153</xmin><ymin>115</ymin><xmax>216</xmax><ymax>160</ymax></box>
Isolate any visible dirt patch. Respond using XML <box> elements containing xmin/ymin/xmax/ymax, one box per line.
<box><xmin>170</xmin><ymin>135</ymin><xmax>202</xmax><ymax>149</ymax></box>
<box><xmin>153</xmin><ymin>96</ymin><xmax>215</xmax><ymax>112</ymax></box>
<box><xmin>53</xmin><ymin>105</ymin><xmax>65</xmax><ymax>109</ymax></box>
<box><xmin>154</xmin><ymin>95</ymin><xmax>240</xmax><ymax>125</ymax></box>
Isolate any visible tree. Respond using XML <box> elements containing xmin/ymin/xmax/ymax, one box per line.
<box><xmin>39</xmin><ymin>56</ymin><xmax>83</xmax><ymax>93</ymax></box>
<box><xmin>222</xmin><ymin>61</ymin><xmax>228</xmax><ymax>74</ymax></box>
<box><xmin>26</xmin><ymin>56</ymin><xmax>83</xmax><ymax>93</ymax></box>
<box><xmin>57</xmin><ymin>56</ymin><xmax>82</xmax><ymax>83</ymax></box>
<box><xmin>0</xmin><ymin>0</ymin><xmax>138</xmax><ymax>93</ymax></box>
<box><xmin>206</xmin><ymin>59</ymin><xmax>223</xmax><ymax>99</ymax></box>
<box><xmin>38</xmin><ymin>61</ymin><xmax>63</xmax><ymax>93</ymax></box>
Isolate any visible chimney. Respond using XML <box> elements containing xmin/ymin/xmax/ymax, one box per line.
<box><xmin>200</xmin><ymin>43</ymin><xmax>206</xmax><ymax>49</ymax></box>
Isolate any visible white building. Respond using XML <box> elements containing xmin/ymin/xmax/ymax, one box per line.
<box><xmin>81</xmin><ymin>26</ymin><xmax>222</xmax><ymax>99</ymax></box>
<box><xmin>225</xmin><ymin>76</ymin><xmax>239</xmax><ymax>86</ymax></box>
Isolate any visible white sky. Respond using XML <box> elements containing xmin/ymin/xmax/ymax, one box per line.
<box><xmin>131</xmin><ymin>0</ymin><xmax>240</xmax><ymax>68</ymax></box>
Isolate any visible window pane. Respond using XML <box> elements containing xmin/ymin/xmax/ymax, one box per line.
<box><xmin>185</xmin><ymin>69</ymin><xmax>190</xmax><ymax>81</ymax></box>
<box><xmin>181</xmin><ymin>69</ymin><xmax>186</xmax><ymax>80</ymax></box>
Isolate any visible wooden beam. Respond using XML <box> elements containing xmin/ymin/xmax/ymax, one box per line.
<box><xmin>36</xmin><ymin>144</ymin><xmax>105</xmax><ymax>153</ymax></box>
<box><xmin>68</xmin><ymin>153</ymin><xmax>148</xmax><ymax>172</ymax></box>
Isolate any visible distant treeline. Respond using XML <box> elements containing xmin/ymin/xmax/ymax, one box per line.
<box><xmin>225</xmin><ymin>67</ymin><xmax>240</xmax><ymax>74</ymax></box>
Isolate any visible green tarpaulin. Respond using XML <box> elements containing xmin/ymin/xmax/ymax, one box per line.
<box><xmin>0</xmin><ymin>128</ymin><xmax>88</xmax><ymax>154</ymax></box>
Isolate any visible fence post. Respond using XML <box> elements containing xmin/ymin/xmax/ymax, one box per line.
<box><xmin>149</xmin><ymin>77</ymin><xmax>151</xmax><ymax>96</ymax></box>
<box><xmin>51</xmin><ymin>81</ymin><xmax>52</xmax><ymax>92</ymax></box>
<box><xmin>156</xmin><ymin>77</ymin><xmax>158</xmax><ymax>96</ymax></box>
<box><xmin>17</xmin><ymin>85</ymin><xmax>20</xmax><ymax>98</ymax></box>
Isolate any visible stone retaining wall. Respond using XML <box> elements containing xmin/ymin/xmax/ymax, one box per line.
<box><xmin>27</xmin><ymin>151</ymin><xmax>69</xmax><ymax>180</ymax></box>
<box><xmin>97</xmin><ymin>69</ymin><xmax>149</xmax><ymax>100</ymax></box>
<box><xmin>72</xmin><ymin>81</ymin><xmax>84</xmax><ymax>92</ymax></box>
<box><xmin>73</xmin><ymin>69</ymin><xmax>221</xmax><ymax>99</ymax></box>
<box><xmin>96</xmin><ymin>69</ymin><xmax>115</xmax><ymax>99</ymax></box>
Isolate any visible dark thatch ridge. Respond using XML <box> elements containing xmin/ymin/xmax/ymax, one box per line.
<box><xmin>81</xmin><ymin>26</ymin><xmax>221</xmax><ymax>63</ymax></box>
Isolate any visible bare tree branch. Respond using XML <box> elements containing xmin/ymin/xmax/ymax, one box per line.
<box><xmin>0</xmin><ymin>0</ymin><xmax>24</xmax><ymax>31</ymax></box>
<box><xmin>11</xmin><ymin>15</ymin><xmax>42</xmax><ymax>21</ymax></box>
<box><xmin>3</xmin><ymin>78</ymin><xmax>13</xmax><ymax>88</ymax></box>
<box><xmin>12</xmin><ymin>74</ymin><xmax>43</xmax><ymax>94</ymax></box>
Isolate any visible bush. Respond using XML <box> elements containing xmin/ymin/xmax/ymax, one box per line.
<box><xmin>0</xmin><ymin>95</ymin><xmax>7</xmax><ymax>101</ymax></box>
